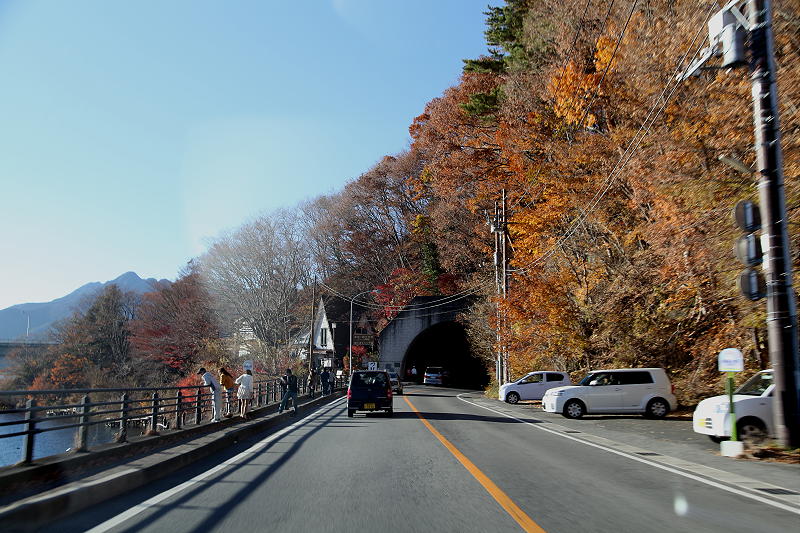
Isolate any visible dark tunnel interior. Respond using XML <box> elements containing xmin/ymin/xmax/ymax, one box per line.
<box><xmin>402</xmin><ymin>321</ymin><xmax>489</xmax><ymax>390</ymax></box>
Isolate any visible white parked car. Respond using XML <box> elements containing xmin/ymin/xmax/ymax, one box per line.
<box><xmin>499</xmin><ymin>371</ymin><xmax>571</xmax><ymax>404</ymax></box>
<box><xmin>542</xmin><ymin>368</ymin><xmax>677</xmax><ymax>419</ymax></box>
<box><xmin>692</xmin><ymin>369</ymin><xmax>774</xmax><ymax>443</ymax></box>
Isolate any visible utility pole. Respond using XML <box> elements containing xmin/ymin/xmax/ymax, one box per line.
<box><xmin>501</xmin><ymin>189</ymin><xmax>509</xmax><ymax>385</ymax></box>
<box><xmin>491</xmin><ymin>190</ymin><xmax>510</xmax><ymax>386</ymax></box>
<box><xmin>308</xmin><ymin>276</ymin><xmax>316</xmax><ymax>373</ymax></box>
<box><xmin>492</xmin><ymin>200</ymin><xmax>502</xmax><ymax>385</ymax></box>
<box><xmin>747</xmin><ymin>0</ymin><xmax>799</xmax><ymax>447</ymax></box>
<box><xmin>678</xmin><ymin>0</ymin><xmax>800</xmax><ymax>448</ymax></box>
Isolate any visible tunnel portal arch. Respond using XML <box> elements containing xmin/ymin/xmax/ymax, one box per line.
<box><xmin>377</xmin><ymin>296</ymin><xmax>488</xmax><ymax>389</ymax></box>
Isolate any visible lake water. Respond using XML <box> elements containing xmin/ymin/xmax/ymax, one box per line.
<box><xmin>0</xmin><ymin>411</ymin><xmax>119</xmax><ymax>467</ymax></box>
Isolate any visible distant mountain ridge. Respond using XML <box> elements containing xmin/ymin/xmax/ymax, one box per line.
<box><xmin>0</xmin><ymin>272</ymin><xmax>169</xmax><ymax>341</ymax></box>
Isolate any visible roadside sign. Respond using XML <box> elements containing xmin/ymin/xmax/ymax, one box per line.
<box><xmin>718</xmin><ymin>348</ymin><xmax>744</xmax><ymax>372</ymax></box>
<box><xmin>243</xmin><ymin>360</ymin><xmax>253</xmax><ymax>371</ymax></box>
<box><xmin>367</xmin><ymin>362</ymin><xmax>377</xmax><ymax>371</ymax></box>
<box><xmin>718</xmin><ymin>348</ymin><xmax>743</xmax><ymax>444</ymax></box>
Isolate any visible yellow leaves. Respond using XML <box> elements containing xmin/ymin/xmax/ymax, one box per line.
<box><xmin>545</xmin><ymin>31</ymin><xmax>625</xmax><ymax>130</ymax></box>
<box><xmin>594</xmin><ymin>35</ymin><xmax>619</xmax><ymax>74</ymax></box>
<box><xmin>547</xmin><ymin>61</ymin><xmax>601</xmax><ymax>128</ymax></box>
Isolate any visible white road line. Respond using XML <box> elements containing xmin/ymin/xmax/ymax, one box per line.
<box><xmin>456</xmin><ymin>393</ymin><xmax>800</xmax><ymax>516</ymax></box>
<box><xmin>86</xmin><ymin>396</ymin><xmax>347</xmax><ymax>533</ymax></box>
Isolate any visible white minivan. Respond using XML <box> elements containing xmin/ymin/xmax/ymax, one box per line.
<box><xmin>499</xmin><ymin>371</ymin><xmax>571</xmax><ymax>404</ymax></box>
<box><xmin>542</xmin><ymin>368</ymin><xmax>676</xmax><ymax>419</ymax></box>
<box><xmin>692</xmin><ymin>369</ymin><xmax>773</xmax><ymax>443</ymax></box>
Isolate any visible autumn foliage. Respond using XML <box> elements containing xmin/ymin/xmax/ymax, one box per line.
<box><xmin>8</xmin><ymin>1</ymin><xmax>799</xmax><ymax>407</ymax></box>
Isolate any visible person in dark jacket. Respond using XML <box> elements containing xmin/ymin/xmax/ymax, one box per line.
<box><xmin>278</xmin><ymin>368</ymin><xmax>298</xmax><ymax>415</ymax></box>
<box><xmin>320</xmin><ymin>368</ymin><xmax>331</xmax><ymax>395</ymax></box>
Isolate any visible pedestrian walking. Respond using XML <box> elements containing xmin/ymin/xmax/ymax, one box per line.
<box><xmin>235</xmin><ymin>369</ymin><xmax>254</xmax><ymax>419</ymax></box>
<box><xmin>197</xmin><ymin>367</ymin><xmax>222</xmax><ymax>422</ymax></box>
<box><xmin>320</xmin><ymin>368</ymin><xmax>331</xmax><ymax>395</ymax></box>
<box><xmin>219</xmin><ymin>367</ymin><xmax>236</xmax><ymax>417</ymax></box>
<box><xmin>307</xmin><ymin>368</ymin><xmax>318</xmax><ymax>399</ymax></box>
<box><xmin>278</xmin><ymin>368</ymin><xmax>298</xmax><ymax>415</ymax></box>
<box><xmin>410</xmin><ymin>365</ymin><xmax>418</xmax><ymax>383</ymax></box>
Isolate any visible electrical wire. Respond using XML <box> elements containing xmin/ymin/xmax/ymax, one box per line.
<box><xmin>574</xmin><ymin>0</ymin><xmax>634</xmax><ymax>131</ymax></box>
<box><xmin>507</xmin><ymin>0</ymin><xmax>595</xmax><ymax>212</ymax></box>
<box><xmin>509</xmin><ymin>2</ymin><xmax>719</xmax><ymax>276</ymax></box>
<box><xmin>317</xmin><ymin>280</ymin><xmax>490</xmax><ymax>313</ymax></box>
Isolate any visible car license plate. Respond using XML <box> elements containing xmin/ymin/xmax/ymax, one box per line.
<box><xmin>364</xmin><ymin>403</ymin><xmax>375</xmax><ymax>410</ymax></box>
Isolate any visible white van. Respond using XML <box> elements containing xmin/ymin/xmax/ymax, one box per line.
<box><xmin>543</xmin><ymin>368</ymin><xmax>676</xmax><ymax>419</ymax></box>
<box><xmin>692</xmin><ymin>369</ymin><xmax>773</xmax><ymax>443</ymax></box>
<box><xmin>499</xmin><ymin>371</ymin><xmax>571</xmax><ymax>403</ymax></box>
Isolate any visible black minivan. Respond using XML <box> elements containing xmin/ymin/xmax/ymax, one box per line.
<box><xmin>347</xmin><ymin>370</ymin><xmax>393</xmax><ymax>417</ymax></box>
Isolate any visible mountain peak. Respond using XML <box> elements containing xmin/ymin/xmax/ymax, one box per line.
<box><xmin>0</xmin><ymin>272</ymin><xmax>171</xmax><ymax>341</ymax></box>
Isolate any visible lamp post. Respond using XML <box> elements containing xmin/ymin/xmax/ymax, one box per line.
<box><xmin>349</xmin><ymin>290</ymin><xmax>373</xmax><ymax>380</ymax></box>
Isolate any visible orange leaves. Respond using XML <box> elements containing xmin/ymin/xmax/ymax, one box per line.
<box><xmin>548</xmin><ymin>61</ymin><xmax>602</xmax><ymax>128</ymax></box>
<box><xmin>33</xmin><ymin>353</ymin><xmax>93</xmax><ymax>390</ymax></box>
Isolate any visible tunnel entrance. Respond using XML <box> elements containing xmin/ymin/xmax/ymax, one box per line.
<box><xmin>402</xmin><ymin>321</ymin><xmax>489</xmax><ymax>390</ymax></box>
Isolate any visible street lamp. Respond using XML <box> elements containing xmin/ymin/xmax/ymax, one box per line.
<box><xmin>349</xmin><ymin>290</ymin><xmax>373</xmax><ymax>380</ymax></box>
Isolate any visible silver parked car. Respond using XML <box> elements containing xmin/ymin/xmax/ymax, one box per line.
<box><xmin>388</xmin><ymin>371</ymin><xmax>403</xmax><ymax>395</ymax></box>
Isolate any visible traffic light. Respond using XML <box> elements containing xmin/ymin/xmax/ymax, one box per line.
<box><xmin>733</xmin><ymin>200</ymin><xmax>766</xmax><ymax>300</ymax></box>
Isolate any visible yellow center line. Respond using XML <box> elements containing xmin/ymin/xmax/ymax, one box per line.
<box><xmin>403</xmin><ymin>396</ymin><xmax>546</xmax><ymax>533</ymax></box>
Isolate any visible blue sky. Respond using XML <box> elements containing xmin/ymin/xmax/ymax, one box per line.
<box><xmin>0</xmin><ymin>0</ymin><xmax>498</xmax><ymax>309</ymax></box>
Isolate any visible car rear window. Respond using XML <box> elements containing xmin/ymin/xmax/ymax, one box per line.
<box><xmin>350</xmin><ymin>372</ymin><xmax>388</xmax><ymax>388</ymax></box>
<box><xmin>546</xmin><ymin>373</ymin><xmax>564</xmax><ymax>382</ymax></box>
<box><xmin>426</xmin><ymin>367</ymin><xmax>442</xmax><ymax>373</ymax></box>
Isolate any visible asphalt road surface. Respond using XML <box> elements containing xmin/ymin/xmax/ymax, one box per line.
<box><xmin>44</xmin><ymin>386</ymin><xmax>800</xmax><ymax>533</ymax></box>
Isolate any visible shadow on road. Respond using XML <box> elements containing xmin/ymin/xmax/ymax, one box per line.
<box><xmin>393</xmin><ymin>410</ymin><xmax>544</xmax><ymax>425</ymax></box>
<box><xmin>112</xmin><ymin>400</ymin><xmax>344</xmax><ymax>533</ymax></box>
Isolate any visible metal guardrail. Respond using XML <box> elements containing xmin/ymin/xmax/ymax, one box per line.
<box><xmin>0</xmin><ymin>376</ymin><xmax>345</xmax><ymax>465</ymax></box>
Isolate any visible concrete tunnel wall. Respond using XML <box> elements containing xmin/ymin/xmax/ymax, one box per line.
<box><xmin>377</xmin><ymin>296</ymin><xmax>470</xmax><ymax>375</ymax></box>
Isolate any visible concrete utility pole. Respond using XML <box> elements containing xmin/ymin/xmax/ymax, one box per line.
<box><xmin>746</xmin><ymin>0</ymin><xmax>799</xmax><ymax>447</ymax></box>
<box><xmin>491</xmin><ymin>190</ymin><xmax>510</xmax><ymax>385</ymax></box>
<box><xmin>501</xmin><ymin>189</ymin><xmax>509</xmax><ymax>385</ymax></box>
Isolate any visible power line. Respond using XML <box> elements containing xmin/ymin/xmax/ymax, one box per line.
<box><xmin>317</xmin><ymin>281</ymin><xmax>489</xmax><ymax>313</ymax></box>
<box><xmin>509</xmin><ymin>3</ymin><xmax>718</xmax><ymax>276</ymax></box>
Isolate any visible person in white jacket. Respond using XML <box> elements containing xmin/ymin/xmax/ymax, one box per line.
<box><xmin>197</xmin><ymin>367</ymin><xmax>222</xmax><ymax>422</ymax></box>
<box><xmin>235</xmin><ymin>369</ymin><xmax>254</xmax><ymax>419</ymax></box>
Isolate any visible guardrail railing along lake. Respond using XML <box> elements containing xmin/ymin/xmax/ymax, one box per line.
<box><xmin>0</xmin><ymin>376</ymin><xmax>345</xmax><ymax>466</ymax></box>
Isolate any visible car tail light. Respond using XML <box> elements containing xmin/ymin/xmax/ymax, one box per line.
<box><xmin>671</xmin><ymin>383</ymin><xmax>675</xmax><ymax>394</ymax></box>
<box><xmin>387</xmin><ymin>387</ymin><xmax>392</xmax><ymax>399</ymax></box>
<box><xmin>347</xmin><ymin>388</ymin><xmax>351</xmax><ymax>399</ymax></box>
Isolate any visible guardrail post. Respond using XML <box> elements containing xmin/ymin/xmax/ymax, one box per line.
<box><xmin>118</xmin><ymin>393</ymin><xmax>129</xmax><ymax>443</ymax></box>
<box><xmin>175</xmin><ymin>390</ymin><xmax>182</xmax><ymax>430</ymax></box>
<box><xmin>150</xmin><ymin>392</ymin><xmax>159</xmax><ymax>434</ymax></box>
<box><xmin>21</xmin><ymin>399</ymin><xmax>36</xmax><ymax>464</ymax></box>
<box><xmin>255</xmin><ymin>383</ymin><xmax>261</xmax><ymax>407</ymax></box>
<box><xmin>77</xmin><ymin>395</ymin><xmax>90</xmax><ymax>452</ymax></box>
<box><xmin>195</xmin><ymin>386</ymin><xmax>202</xmax><ymax>425</ymax></box>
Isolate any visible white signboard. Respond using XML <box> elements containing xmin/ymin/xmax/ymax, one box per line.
<box><xmin>367</xmin><ymin>362</ymin><xmax>377</xmax><ymax>371</ymax></box>
<box><xmin>718</xmin><ymin>348</ymin><xmax>744</xmax><ymax>372</ymax></box>
<box><xmin>243</xmin><ymin>360</ymin><xmax>254</xmax><ymax>371</ymax></box>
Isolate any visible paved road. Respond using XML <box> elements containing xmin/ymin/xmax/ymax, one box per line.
<box><xmin>44</xmin><ymin>386</ymin><xmax>800</xmax><ymax>532</ymax></box>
